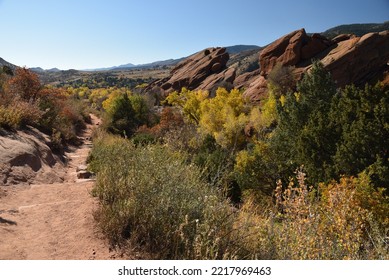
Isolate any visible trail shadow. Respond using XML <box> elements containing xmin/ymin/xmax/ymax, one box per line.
<box><xmin>0</xmin><ymin>217</ymin><xmax>17</xmax><ymax>225</ymax></box>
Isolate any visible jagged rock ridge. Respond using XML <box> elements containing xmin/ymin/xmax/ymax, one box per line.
<box><xmin>147</xmin><ymin>28</ymin><xmax>389</xmax><ymax>103</ymax></box>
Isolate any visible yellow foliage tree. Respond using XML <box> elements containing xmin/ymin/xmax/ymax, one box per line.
<box><xmin>165</xmin><ymin>87</ymin><xmax>208</xmax><ymax>124</ymax></box>
<box><xmin>199</xmin><ymin>88</ymin><xmax>251</xmax><ymax>150</ymax></box>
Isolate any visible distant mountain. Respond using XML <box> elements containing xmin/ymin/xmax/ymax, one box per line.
<box><xmin>116</xmin><ymin>62</ymin><xmax>135</xmax><ymax>68</ymax></box>
<box><xmin>30</xmin><ymin>67</ymin><xmax>44</xmax><ymax>72</ymax></box>
<box><xmin>86</xmin><ymin>58</ymin><xmax>184</xmax><ymax>71</ymax></box>
<box><xmin>322</xmin><ymin>21</ymin><xmax>389</xmax><ymax>38</ymax></box>
<box><xmin>87</xmin><ymin>63</ymin><xmax>135</xmax><ymax>71</ymax></box>
<box><xmin>114</xmin><ymin>58</ymin><xmax>184</xmax><ymax>70</ymax></box>
<box><xmin>85</xmin><ymin>45</ymin><xmax>261</xmax><ymax>72</ymax></box>
<box><xmin>30</xmin><ymin>67</ymin><xmax>61</xmax><ymax>73</ymax></box>
<box><xmin>225</xmin><ymin>45</ymin><xmax>260</xmax><ymax>54</ymax></box>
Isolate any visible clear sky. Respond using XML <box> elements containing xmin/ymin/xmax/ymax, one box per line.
<box><xmin>0</xmin><ymin>0</ymin><xmax>388</xmax><ymax>70</ymax></box>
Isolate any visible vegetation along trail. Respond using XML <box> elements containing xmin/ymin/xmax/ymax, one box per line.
<box><xmin>0</xmin><ymin>115</ymin><xmax>124</xmax><ymax>260</ymax></box>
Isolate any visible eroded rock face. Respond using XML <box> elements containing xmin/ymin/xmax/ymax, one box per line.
<box><xmin>242</xmin><ymin>75</ymin><xmax>268</xmax><ymax>103</ymax></box>
<box><xmin>319</xmin><ymin>31</ymin><xmax>389</xmax><ymax>87</ymax></box>
<box><xmin>197</xmin><ymin>67</ymin><xmax>236</xmax><ymax>91</ymax></box>
<box><xmin>243</xmin><ymin>29</ymin><xmax>389</xmax><ymax>101</ymax></box>
<box><xmin>259</xmin><ymin>28</ymin><xmax>333</xmax><ymax>76</ymax></box>
<box><xmin>148</xmin><ymin>29</ymin><xmax>389</xmax><ymax>104</ymax></box>
<box><xmin>0</xmin><ymin>127</ymin><xmax>64</xmax><ymax>185</ymax></box>
<box><xmin>161</xmin><ymin>47</ymin><xmax>230</xmax><ymax>92</ymax></box>
<box><xmin>234</xmin><ymin>69</ymin><xmax>261</xmax><ymax>90</ymax></box>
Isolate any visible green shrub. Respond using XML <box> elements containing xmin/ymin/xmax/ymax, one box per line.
<box><xmin>89</xmin><ymin>133</ymin><xmax>239</xmax><ymax>259</ymax></box>
<box><xmin>131</xmin><ymin>132</ymin><xmax>157</xmax><ymax>146</ymax></box>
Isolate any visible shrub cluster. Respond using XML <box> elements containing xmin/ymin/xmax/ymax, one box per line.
<box><xmin>87</xmin><ymin>61</ymin><xmax>388</xmax><ymax>260</ymax></box>
<box><xmin>235</xmin><ymin>171</ymin><xmax>389</xmax><ymax>259</ymax></box>
<box><xmin>0</xmin><ymin>67</ymin><xmax>89</xmax><ymax>149</ymax></box>
<box><xmin>89</xmin><ymin>132</ymin><xmax>239</xmax><ymax>259</ymax></box>
<box><xmin>89</xmin><ymin>132</ymin><xmax>389</xmax><ymax>259</ymax></box>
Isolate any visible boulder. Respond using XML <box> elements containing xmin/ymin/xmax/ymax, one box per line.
<box><xmin>76</xmin><ymin>165</ymin><xmax>88</xmax><ymax>172</ymax></box>
<box><xmin>242</xmin><ymin>75</ymin><xmax>268</xmax><ymax>103</ymax></box>
<box><xmin>332</xmin><ymin>33</ymin><xmax>356</xmax><ymax>43</ymax></box>
<box><xmin>301</xmin><ymin>33</ymin><xmax>333</xmax><ymax>60</ymax></box>
<box><xmin>77</xmin><ymin>170</ymin><xmax>93</xmax><ymax>179</ymax></box>
<box><xmin>0</xmin><ymin>127</ymin><xmax>64</xmax><ymax>185</ymax></box>
<box><xmin>211</xmin><ymin>62</ymin><xmax>222</xmax><ymax>73</ymax></box>
<box><xmin>259</xmin><ymin>29</ymin><xmax>306</xmax><ymax>76</ymax></box>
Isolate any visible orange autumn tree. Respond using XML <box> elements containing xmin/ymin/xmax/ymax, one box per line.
<box><xmin>6</xmin><ymin>67</ymin><xmax>41</xmax><ymax>101</ymax></box>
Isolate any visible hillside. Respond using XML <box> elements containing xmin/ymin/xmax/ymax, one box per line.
<box><xmin>0</xmin><ymin>57</ymin><xmax>17</xmax><ymax>71</ymax></box>
<box><xmin>322</xmin><ymin>21</ymin><xmax>389</xmax><ymax>38</ymax></box>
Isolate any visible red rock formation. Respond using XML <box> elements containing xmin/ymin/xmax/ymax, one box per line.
<box><xmin>147</xmin><ymin>29</ymin><xmax>389</xmax><ymax>104</ymax></box>
<box><xmin>234</xmin><ymin>69</ymin><xmax>261</xmax><ymax>90</ymax></box>
<box><xmin>243</xmin><ymin>29</ymin><xmax>389</xmax><ymax>101</ymax></box>
<box><xmin>319</xmin><ymin>31</ymin><xmax>389</xmax><ymax>87</ymax></box>
<box><xmin>242</xmin><ymin>75</ymin><xmax>267</xmax><ymax>103</ymax></box>
<box><xmin>259</xmin><ymin>29</ymin><xmax>333</xmax><ymax>76</ymax></box>
<box><xmin>198</xmin><ymin>67</ymin><xmax>236</xmax><ymax>91</ymax></box>
<box><xmin>160</xmin><ymin>47</ymin><xmax>229</xmax><ymax>92</ymax></box>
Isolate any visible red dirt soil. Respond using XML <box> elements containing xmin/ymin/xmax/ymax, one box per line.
<box><xmin>0</xmin><ymin>115</ymin><xmax>126</xmax><ymax>260</ymax></box>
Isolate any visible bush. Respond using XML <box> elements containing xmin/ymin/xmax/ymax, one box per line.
<box><xmin>38</xmin><ymin>88</ymin><xmax>87</xmax><ymax>146</ymax></box>
<box><xmin>0</xmin><ymin>100</ymin><xmax>42</xmax><ymax>129</ymax></box>
<box><xmin>102</xmin><ymin>91</ymin><xmax>153</xmax><ymax>138</ymax></box>
<box><xmin>235</xmin><ymin>171</ymin><xmax>389</xmax><ymax>259</ymax></box>
<box><xmin>89</xmin><ymin>133</ymin><xmax>239</xmax><ymax>259</ymax></box>
<box><xmin>0</xmin><ymin>68</ymin><xmax>88</xmax><ymax>148</ymax></box>
<box><xmin>6</xmin><ymin>67</ymin><xmax>41</xmax><ymax>101</ymax></box>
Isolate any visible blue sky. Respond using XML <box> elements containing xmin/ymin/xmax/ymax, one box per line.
<box><xmin>0</xmin><ymin>0</ymin><xmax>388</xmax><ymax>70</ymax></box>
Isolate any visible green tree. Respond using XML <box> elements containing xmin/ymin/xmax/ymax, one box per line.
<box><xmin>271</xmin><ymin>61</ymin><xmax>338</xmax><ymax>184</ymax></box>
<box><xmin>106</xmin><ymin>92</ymin><xmax>137</xmax><ymax>137</ymax></box>
<box><xmin>330</xmin><ymin>83</ymin><xmax>389</xmax><ymax>190</ymax></box>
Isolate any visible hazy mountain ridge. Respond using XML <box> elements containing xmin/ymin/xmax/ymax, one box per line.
<box><xmin>85</xmin><ymin>45</ymin><xmax>260</xmax><ymax>72</ymax></box>
<box><xmin>321</xmin><ymin>21</ymin><xmax>389</xmax><ymax>38</ymax></box>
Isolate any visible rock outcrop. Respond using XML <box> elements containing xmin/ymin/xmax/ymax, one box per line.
<box><xmin>160</xmin><ymin>47</ymin><xmax>230</xmax><ymax>92</ymax></box>
<box><xmin>147</xmin><ymin>29</ymin><xmax>389</xmax><ymax>103</ymax></box>
<box><xmin>319</xmin><ymin>31</ymin><xmax>389</xmax><ymax>87</ymax></box>
<box><xmin>0</xmin><ymin>127</ymin><xmax>65</xmax><ymax>185</ymax></box>
<box><xmin>259</xmin><ymin>29</ymin><xmax>333</xmax><ymax>77</ymax></box>
<box><xmin>242</xmin><ymin>29</ymin><xmax>389</xmax><ymax>101</ymax></box>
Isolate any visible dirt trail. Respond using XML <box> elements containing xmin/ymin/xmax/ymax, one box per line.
<box><xmin>0</xmin><ymin>115</ymin><xmax>124</xmax><ymax>260</ymax></box>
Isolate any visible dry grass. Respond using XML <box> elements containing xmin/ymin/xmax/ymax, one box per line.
<box><xmin>89</xmin><ymin>133</ymin><xmax>388</xmax><ymax>260</ymax></box>
<box><xmin>89</xmin><ymin>132</ymin><xmax>240</xmax><ymax>259</ymax></box>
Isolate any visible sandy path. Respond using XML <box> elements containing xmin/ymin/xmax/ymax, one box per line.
<box><xmin>0</xmin><ymin>115</ymin><xmax>125</xmax><ymax>260</ymax></box>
